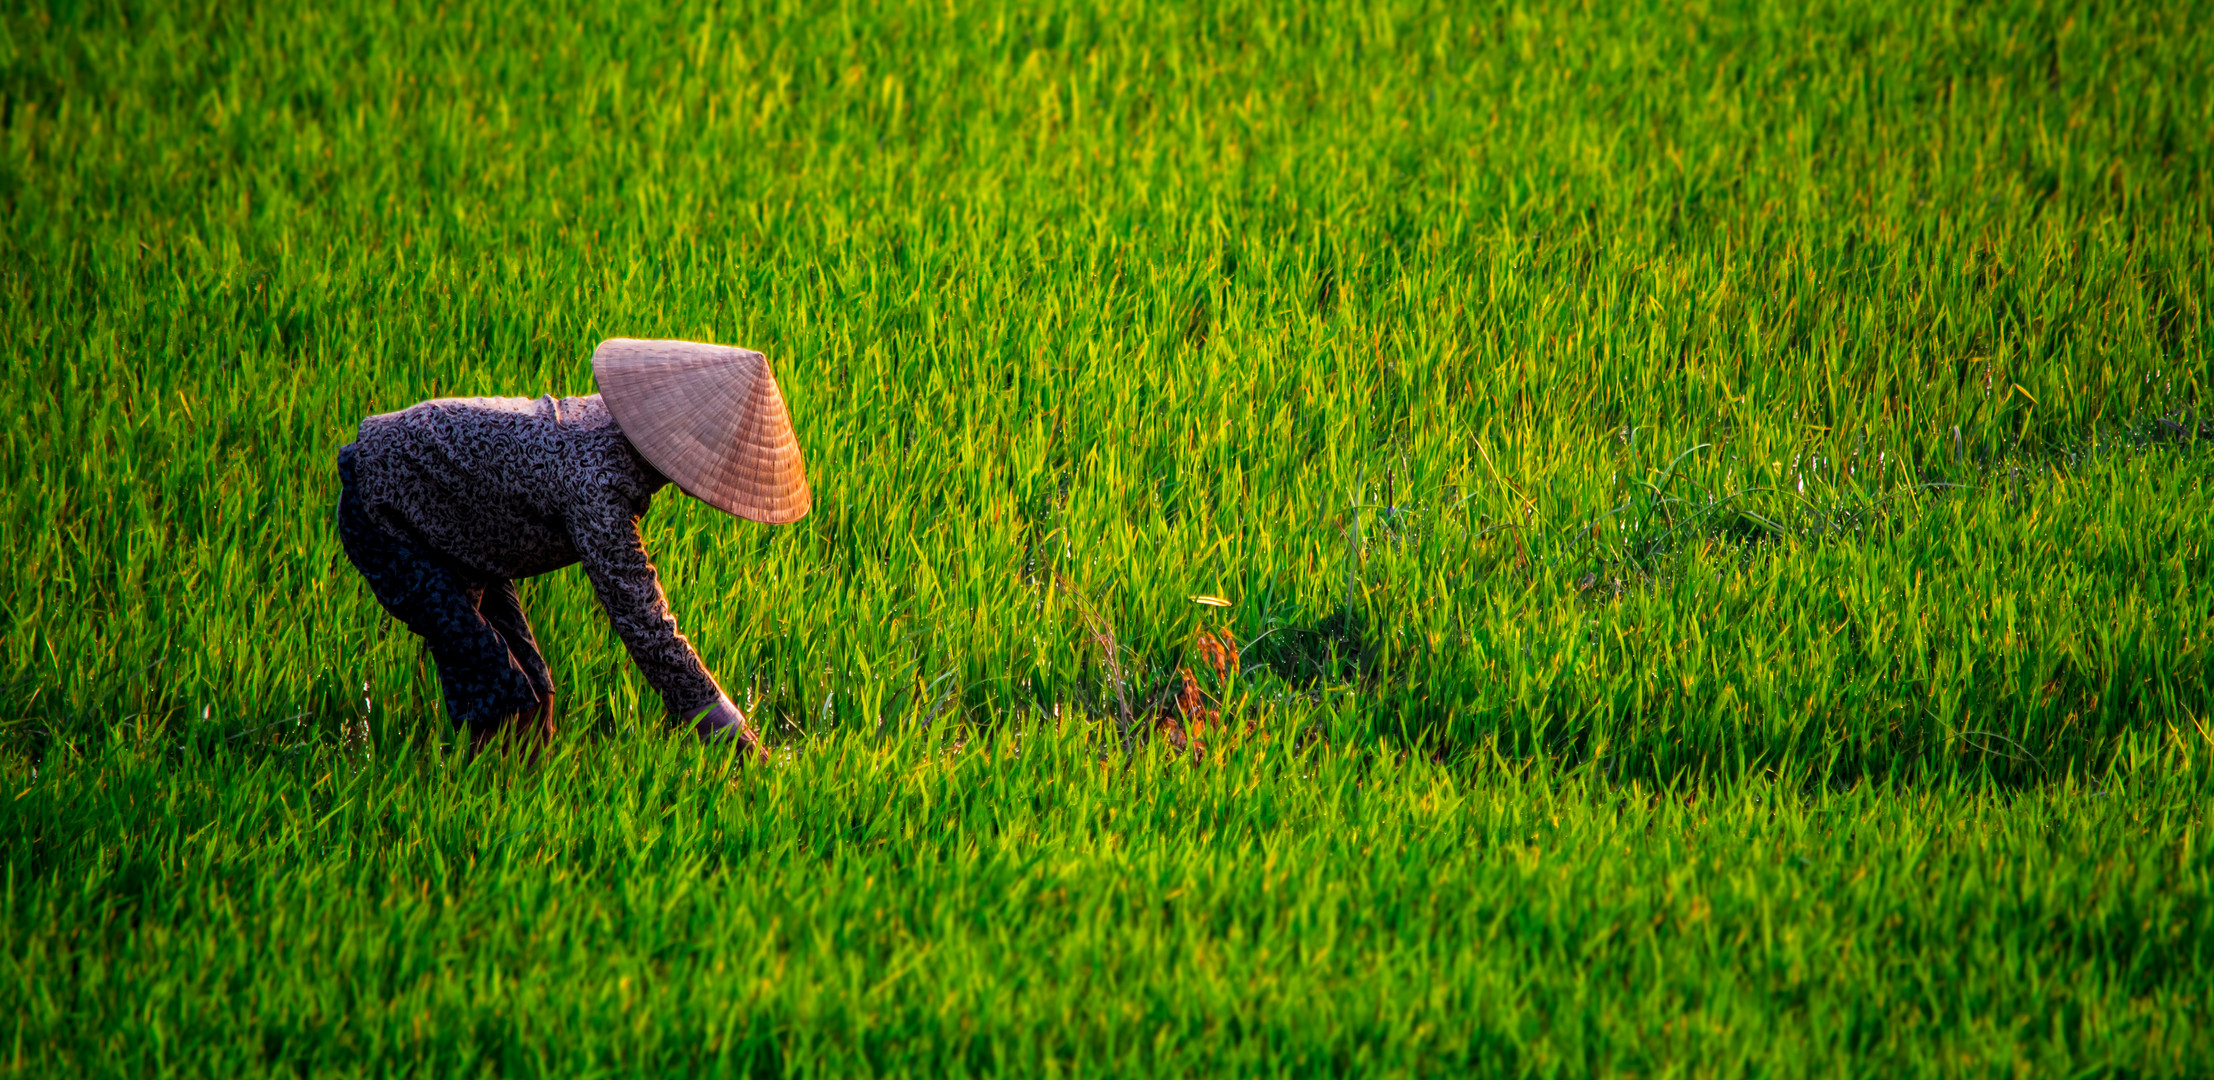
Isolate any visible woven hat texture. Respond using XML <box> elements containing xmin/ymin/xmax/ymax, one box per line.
<box><xmin>591</xmin><ymin>338</ymin><xmax>811</xmax><ymax>524</ymax></box>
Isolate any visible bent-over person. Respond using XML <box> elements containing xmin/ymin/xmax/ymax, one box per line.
<box><xmin>336</xmin><ymin>338</ymin><xmax>810</xmax><ymax>756</ymax></box>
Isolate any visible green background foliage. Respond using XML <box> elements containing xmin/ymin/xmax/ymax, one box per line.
<box><xmin>1</xmin><ymin>0</ymin><xmax>2209</xmax><ymax>1074</ymax></box>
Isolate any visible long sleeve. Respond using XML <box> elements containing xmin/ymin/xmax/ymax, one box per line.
<box><xmin>568</xmin><ymin>497</ymin><xmax>726</xmax><ymax>721</ymax></box>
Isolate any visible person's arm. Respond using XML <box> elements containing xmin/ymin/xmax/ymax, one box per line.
<box><xmin>568</xmin><ymin>498</ymin><xmax>735</xmax><ymax>725</ymax></box>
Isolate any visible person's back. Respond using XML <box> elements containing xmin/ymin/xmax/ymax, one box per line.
<box><xmin>351</xmin><ymin>393</ymin><xmax>657</xmax><ymax>579</ymax></box>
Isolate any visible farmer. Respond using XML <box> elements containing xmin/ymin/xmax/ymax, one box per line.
<box><xmin>335</xmin><ymin>338</ymin><xmax>810</xmax><ymax>757</ymax></box>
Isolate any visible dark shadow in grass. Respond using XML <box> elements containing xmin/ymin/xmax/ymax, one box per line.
<box><xmin>1242</xmin><ymin>608</ymin><xmax>1372</xmax><ymax>689</ymax></box>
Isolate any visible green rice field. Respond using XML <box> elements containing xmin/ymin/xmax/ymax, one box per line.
<box><xmin>3</xmin><ymin>0</ymin><xmax>2211</xmax><ymax>1074</ymax></box>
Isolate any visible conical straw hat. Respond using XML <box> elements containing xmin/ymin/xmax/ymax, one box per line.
<box><xmin>591</xmin><ymin>338</ymin><xmax>811</xmax><ymax>524</ymax></box>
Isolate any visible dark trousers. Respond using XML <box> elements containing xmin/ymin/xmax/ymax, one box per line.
<box><xmin>337</xmin><ymin>444</ymin><xmax>554</xmax><ymax>735</ymax></box>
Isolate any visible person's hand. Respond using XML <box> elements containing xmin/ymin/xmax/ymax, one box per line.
<box><xmin>690</xmin><ymin>697</ymin><xmax>768</xmax><ymax>763</ymax></box>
